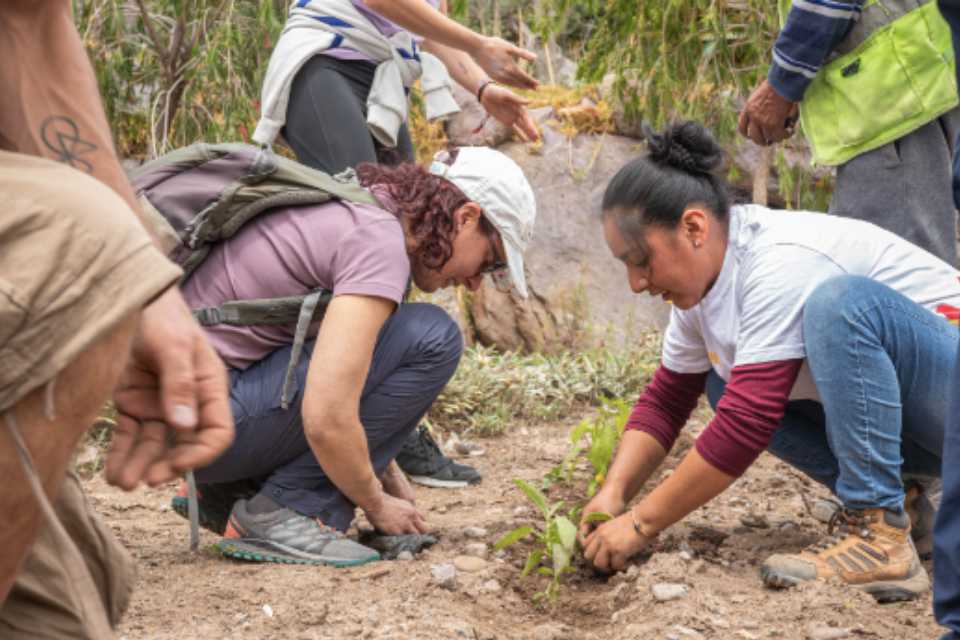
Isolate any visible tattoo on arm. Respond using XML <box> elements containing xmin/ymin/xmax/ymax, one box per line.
<box><xmin>40</xmin><ymin>116</ymin><xmax>97</xmax><ymax>173</ymax></box>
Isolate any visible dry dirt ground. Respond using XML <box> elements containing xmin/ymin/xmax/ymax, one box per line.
<box><xmin>84</xmin><ymin>407</ymin><xmax>943</xmax><ymax>640</ymax></box>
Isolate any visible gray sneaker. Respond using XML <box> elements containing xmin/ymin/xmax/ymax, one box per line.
<box><xmin>217</xmin><ymin>498</ymin><xmax>380</xmax><ymax>567</ymax></box>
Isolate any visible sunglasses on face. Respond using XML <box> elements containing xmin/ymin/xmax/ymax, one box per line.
<box><xmin>480</xmin><ymin>258</ymin><xmax>508</xmax><ymax>275</ymax></box>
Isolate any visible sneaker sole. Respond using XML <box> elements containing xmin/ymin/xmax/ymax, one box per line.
<box><xmin>217</xmin><ymin>538</ymin><xmax>379</xmax><ymax>568</ymax></box>
<box><xmin>760</xmin><ymin>565</ymin><xmax>929</xmax><ymax>603</ymax></box>
<box><xmin>408</xmin><ymin>474</ymin><xmax>480</xmax><ymax>489</ymax></box>
<box><xmin>171</xmin><ymin>496</ymin><xmax>229</xmax><ymax>536</ymax></box>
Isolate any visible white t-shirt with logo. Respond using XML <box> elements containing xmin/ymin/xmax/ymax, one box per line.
<box><xmin>662</xmin><ymin>205</ymin><xmax>960</xmax><ymax>401</ymax></box>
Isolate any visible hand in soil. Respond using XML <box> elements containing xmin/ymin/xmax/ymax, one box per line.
<box><xmin>364</xmin><ymin>493</ymin><xmax>429</xmax><ymax>535</ymax></box>
<box><xmin>577</xmin><ymin>489</ymin><xmax>625</xmax><ymax>547</ymax></box>
<box><xmin>581</xmin><ymin>512</ymin><xmax>653</xmax><ymax>573</ymax></box>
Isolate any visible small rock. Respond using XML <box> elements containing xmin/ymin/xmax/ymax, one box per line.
<box><xmin>262</xmin><ymin>604</ymin><xmax>274</xmax><ymax>618</ymax></box>
<box><xmin>464</xmin><ymin>542</ymin><xmax>489</xmax><ymax>559</ymax></box>
<box><xmin>739</xmin><ymin>513</ymin><xmax>770</xmax><ymax>529</ymax></box>
<box><xmin>513</xmin><ymin>506</ymin><xmax>530</xmax><ymax>517</ymax></box>
<box><xmin>806</xmin><ymin>625</ymin><xmax>851</xmax><ymax>640</ymax></box>
<box><xmin>531</xmin><ymin>623</ymin><xmax>571</xmax><ymax>640</ymax></box>
<box><xmin>480</xmin><ymin>579</ymin><xmax>501</xmax><ymax>593</ymax></box>
<box><xmin>463</xmin><ymin>526</ymin><xmax>489</xmax><ymax>539</ymax></box>
<box><xmin>454</xmin><ymin>440</ymin><xmax>486</xmax><ymax>457</ymax></box>
<box><xmin>666</xmin><ymin>625</ymin><xmax>704</xmax><ymax>640</ymax></box>
<box><xmin>625</xmin><ymin>564</ymin><xmax>640</xmax><ymax>580</ymax></box>
<box><xmin>494</xmin><ymin>550</ymin><xmax>507</xmax><ymax>560</ymax></box>
<box><xmin>453</xmin><ymin>555</ymin><xmax>488</xmax><ymax>573</ymax></box>
<box><xmin>809</xmin><ymin>497</ymin><xmax>842</xmax><ymax>524</ymax></box>
<box><xmin>679</xmin><ymin>550</ymin><xmax>694</xmax><ymax>561</ymax></box>
<box><xmin>396</xmin><ymin>551</ymin><xmax>414</xmax><ymax>562</ymax></box>
<box><xmin>651</xmin><ymin>583</ymin><xmax>689</xmax><ymax>602</ymax></box>
<box><xmin>430</xmin><ymin>563</ymin><xmax>457</xmax><ymax>590</ymax></box>
<box><xmin>735</xmin><ymin>631</ymin><xmax>759</xmax><ymax>640</ymax></box>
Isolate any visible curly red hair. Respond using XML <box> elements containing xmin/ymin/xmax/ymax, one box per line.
<box><xmin>356</xmin><ymin>155</ymin><xmax>469</xmax><ymax>270</ymax></box>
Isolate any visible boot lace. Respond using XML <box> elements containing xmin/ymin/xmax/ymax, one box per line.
<box><xmin>809</xmin><ymin>508</ymin><xmax>875</xmax><ymax>553</ymax></box>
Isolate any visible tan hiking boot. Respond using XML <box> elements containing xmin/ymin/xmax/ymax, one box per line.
<box><xmin>761</xmin><ymin>508</ymin><xmax>929</xmax><ymax>603</ymax></box>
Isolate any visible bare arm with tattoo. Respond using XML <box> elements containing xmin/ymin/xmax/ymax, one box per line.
<box><xmin>0</xmin><ymin>0</ymin><xmax>233</xmax><ymax>489</ymax></box>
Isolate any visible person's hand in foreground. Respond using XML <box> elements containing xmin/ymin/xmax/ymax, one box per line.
<box><xmin>577</xmin><ymin>487</ymin><xmax>626</xmax><ymax>546</ymax></box>
<box><xmin>474</xmin><ymin>36</ymin><xmax>539</xmax><ymax>90</ymax></box>
<box><xmin>738</xmin><ymin>79</ymin><xmax>798</xmax><ymax>146</ymax></box>
<box><xmin>480</xmin><ymin>83</ymin><xmax>540</xmax><ymax>141</ymax></box>
<box><xmin>364</xmin><ymin>492</ymin><xmax>429</xmax><ymax>535</ymax></box>
<box><xmin>581</xmin><ymin>507</ymin><xmax>655</xmax><ymax>573</ymax></box>
<box><xmin>107</xmin><ymin>287</ymin><xmax>234</xmax><ymax>490</ymax></box>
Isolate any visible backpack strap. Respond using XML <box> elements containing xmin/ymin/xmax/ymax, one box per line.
<box><xmin>280</xmin><ymin>290</ymin><xmax>324</xmax><ymax>410</ymax></box>
<box><xmin>192</xmin><ymin>290</ymin><xmax>329</xmax><ymax>410</ymax></box>
<box><xmin>192</xmin><ymin>291</ymin><xmax>333</xmax><ymax>327</ymax></box>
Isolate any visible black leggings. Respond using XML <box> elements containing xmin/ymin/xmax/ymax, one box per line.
<box><xmin>283</xmin><ymin>54</ymin><xmax>415</xmax><ymax>174</ymax></box>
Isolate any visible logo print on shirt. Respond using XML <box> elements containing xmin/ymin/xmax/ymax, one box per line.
<box><xmin>708</xmin><ymin>351</ymin><xmax>720</xmax><ymax>365</ymax></box>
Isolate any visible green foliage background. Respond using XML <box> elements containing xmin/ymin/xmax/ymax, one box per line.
<box><xmin>76</xmin><ymin>1</ymin><xmax>781</xmax><ymax>157</ymax></box>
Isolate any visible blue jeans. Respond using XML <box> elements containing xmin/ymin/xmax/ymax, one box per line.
<box><xmin>195</xmin><ymin>303</ymin><xmax>463</xmax><ymax>531</ymax></box>
<box><xmin>934</xmin><ymin>125</ymin><xmax>960</xmax><ymax>640</ymax></box>
<box><xmin>707</xmin><ymin>276</ymin><xmax>955</xmax><ymax>511</ymax></box>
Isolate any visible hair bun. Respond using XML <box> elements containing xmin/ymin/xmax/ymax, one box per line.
<box><xmin>642</xmin><ymin>121</ymin><xmax>723</xmax><ymax>176</ymax></box>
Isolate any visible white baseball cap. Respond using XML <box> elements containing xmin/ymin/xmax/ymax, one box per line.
<box><xmin>429</xmin><ymin>147</ymin><xmax>537</xmax><ymax>297</ymax></box>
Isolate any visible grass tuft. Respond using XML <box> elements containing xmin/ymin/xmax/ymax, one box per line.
<box><xmin>429</xmin><ymin>332</ymin><xmax>661</xmax><ymax>436</ymax></box>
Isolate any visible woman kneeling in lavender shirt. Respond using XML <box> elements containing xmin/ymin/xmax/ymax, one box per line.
<box><xmin>174</xmin><ymin>146</ymin><xmax>535</xmax><ymax>567</ymax></box>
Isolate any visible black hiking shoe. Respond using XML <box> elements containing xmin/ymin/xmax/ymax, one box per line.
<box><xmin>395</xmin><ymin>425</ymin><xmax>482</xmax><ymax>489</ymax></box>
<box><xmin>218</xmin><ymin>497</ymin><xmax>379</xmax><ymax>567</ymax></box>
<box><xmin>171</xmin><ymin>478</ymin><xmax>261</xmax><ymax>535</ymax></box>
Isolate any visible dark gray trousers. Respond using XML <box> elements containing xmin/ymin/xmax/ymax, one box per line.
<box><xmin>283</xmin><ymin>54</ymin><xmax>415</xmax><ymax>174</ymax></box>
<box><xmin>195</xmin><ymin>303</ymin><xmax>462</xmax><ymax>531</ymax></box>
<box><xmin>829</xmin><ymin>109</ymin><xmax>960</xmax><ymax>265</ymax></box>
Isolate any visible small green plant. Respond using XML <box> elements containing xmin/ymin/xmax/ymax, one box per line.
<box><xmin>544</xmin><ymin>397</ymin><xmax>631</xmax><ymax>495</ymax></box>
<box><xmin>494</xmin><ymin>479</ymin><xmax>580</xmax><ymax>604</ymax></box>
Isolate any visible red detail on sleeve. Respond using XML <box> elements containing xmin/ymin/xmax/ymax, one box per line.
<box><xmin>625</xmin><ymin>366</ymin><xmax>708</xmax><ymax>452</ymax></box>
<box><xmin>695</xmin><ymin>359</ymin><xmax>803</xmax><ymax>477</ymax></box>
<box><xmin>936</xmin><ymin>303</ymin><xmax>960</xmax><ymax>325</ymax></box>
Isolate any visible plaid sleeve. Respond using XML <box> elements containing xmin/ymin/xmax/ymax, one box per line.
<box><xmin>767</xmin><ymin>0</ymin><xmax>865</xmax><ymax>102</ymax></box>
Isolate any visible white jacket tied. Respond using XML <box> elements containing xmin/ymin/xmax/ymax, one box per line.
<box><xmin>253</xmin><ymin>0</ymin><xmax>461</xmax><ymax>149</ymax></box>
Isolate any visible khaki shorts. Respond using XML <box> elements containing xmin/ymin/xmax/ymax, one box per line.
<box><xmin>0</xmin><ymin>150</ymin><xmax>181</xmax><ymax>410</ymax></box>
<box><xmin>0</xmin><ymin>470</ymin><xmax>135</xmax><ymax>639</ymax></box>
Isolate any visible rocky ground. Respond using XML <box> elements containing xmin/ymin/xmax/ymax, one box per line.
<box><xmin>84</xmin><ymin>403</ymin><xmax>943</xmax><ymax>640</ymax></box>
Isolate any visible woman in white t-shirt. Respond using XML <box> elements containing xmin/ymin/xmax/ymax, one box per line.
<box><xmin>578</xmin><ymin>122</ymin><xmax>960</xmax><ymax>603</ymax></box>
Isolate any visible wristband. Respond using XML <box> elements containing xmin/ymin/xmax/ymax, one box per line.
<box><xmin>476</xmin><ymin>79</ymin><xmax>495</xmax><ymax>104</ymax></box>
<box><xmin>631</xmin><ymin>505</ymin><xmax>655</xmax><ymax>539</ymax></box>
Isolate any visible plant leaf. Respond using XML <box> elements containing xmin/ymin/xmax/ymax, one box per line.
<box><xmin>555</xmin><ymin>516</ymin><xmax>577</xmax><ymax>552</ymax></box>
<box><xmin>551</xmin><ymin>541</ymin><xmax>572</xmax><ymax>573</ymax></box>
<box><xmin>514</xmin><ymin>478</ymin><xmax>549</xmax><ymax>517</ymax></box>
<box><xmin>494</xmin><ymin>525</ymin><xmax>534</xmax><ymax>550</ymax></box>
<box><xmin>521</xmin><ymin>549</ymin><xmax>545</xmax><ymax>577</ymax></box>
<box><xmin>583</xmin><ymin>511</ymin><xmax>614</xmax><ymax>524</ymax></box>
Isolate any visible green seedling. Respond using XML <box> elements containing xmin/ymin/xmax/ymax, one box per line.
<box><xmin>559</xmin><ymin>397</ymin><xmax>630</xmax><ymax>497</ymax></box>
<box><xmin>495</xmin><ymin>479</ymin><xmax>580</xmax><ymax>604</ymax></box>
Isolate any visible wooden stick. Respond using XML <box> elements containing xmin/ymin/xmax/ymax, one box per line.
<box><xmin>753</xmin><ymin>144</ymin><xmax>772</xmax><ymax>206</ymax></box>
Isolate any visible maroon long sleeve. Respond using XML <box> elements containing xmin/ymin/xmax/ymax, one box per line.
<box><xmin>625</xmin><ymin>365</ymin><xmax>707</xmax><ymax>452</ymax></box>
<box><xmin>695</xmin><ymin>359</ymin><xmax>803</xmax><ymax>477</ymax></box>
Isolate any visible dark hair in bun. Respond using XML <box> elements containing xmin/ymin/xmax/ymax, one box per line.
<box><xmin>601</xmin><ymin>121</ymin><xmax>729</xmax><ymax>236</ymax></box>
